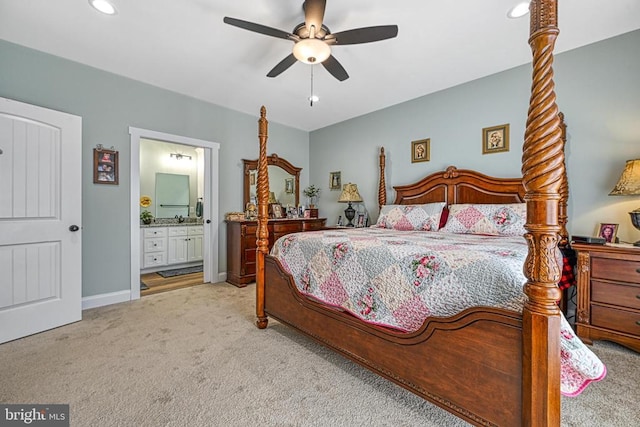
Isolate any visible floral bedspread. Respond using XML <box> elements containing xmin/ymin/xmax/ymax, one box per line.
<box><xmin>271</xmin><ymin>227</ymin><xmax>606</xmax><ymax>396</ymax></box>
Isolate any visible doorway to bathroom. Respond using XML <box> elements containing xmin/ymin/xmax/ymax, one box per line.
<box><xmin>129</xmin><ymin>128</ymin><xmax>220</xmax><ymax>300</ymax></box>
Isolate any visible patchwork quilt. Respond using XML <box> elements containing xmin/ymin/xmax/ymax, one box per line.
<box><xmin>271</xmin><ymin>227</ymin><xmax>606</xmax><ymax>396</ymax></box>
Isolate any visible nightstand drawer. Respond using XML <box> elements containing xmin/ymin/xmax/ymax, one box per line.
<box><xmin>591</xmin><ymin>304</ymin><xmax>640</xmax><ymax>336</ymax></box>
<box><xmin>592</xmin><ymin>280</ymin><xmax>640</xmax><ymax>310</ymax></box>
<box><xmin>591</xmin><ymin>257</ymin><xmax>640</xmax><ymax>283</ymax></box>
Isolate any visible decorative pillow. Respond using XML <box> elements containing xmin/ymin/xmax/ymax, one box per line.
<box><xmin>440</xmin><ymin>203</ymin><xmax>527</xmax><ymax>236</ymax></box>
<box><xmin>375</xmin><ymin>203</ymin><xmax>445</xmax><ymax>231</ymax></box>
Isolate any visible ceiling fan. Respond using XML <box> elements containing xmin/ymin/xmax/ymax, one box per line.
<box><xmin>223</xmin><ymin>0</ymin><xmax>398</xmax><ymax>81</ymax></box>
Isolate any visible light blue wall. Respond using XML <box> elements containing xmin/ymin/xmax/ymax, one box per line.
<box><xmin>1</xmin><ymin>30</ymin><xmax>639</xmax><ymax>300</ymax></box>
<box><xmin>310</xmin><ymin>30</ymin><xmax>640</xmax><ymax>243</ymax></box>
<box><xmin>0</xmin><ymin>39</ymin><xmax>309</xmax><ymax>297</ymax></box>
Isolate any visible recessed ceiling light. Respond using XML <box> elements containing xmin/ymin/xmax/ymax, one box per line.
<box><xmin>507</xmin><ymin>1</ymin><xmax>530</xmax><ymax>19</ymax></box>
<box><xmin>89</xmin><ymin>0</ymin><xmax>117</xmax><ymax>15</ymax></box>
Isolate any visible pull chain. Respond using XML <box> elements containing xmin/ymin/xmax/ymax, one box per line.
<box><xmin>310</xmin><ymin>65</ymin><xmax>314</xmax><ymax>107</ymax></box>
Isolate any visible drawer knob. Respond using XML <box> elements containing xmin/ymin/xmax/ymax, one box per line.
<box><xmin>637</xmin><ymin>268</ymin><xmax>640</xmax><ymax>273</ymax></box>
<box><xmin>637</xmin><ymin>320</ymin><xmax>640</xmax><ymax>326</ymax></box>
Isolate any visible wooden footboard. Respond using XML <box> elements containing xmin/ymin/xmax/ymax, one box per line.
<box><xmin>264</xmin><ymin>255</ymin><xmax>524</xmax><ymax>426</ymax></box>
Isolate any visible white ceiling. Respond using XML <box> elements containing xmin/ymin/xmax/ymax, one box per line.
<box><xmin>1</xmin><ymin>0</ymin><xmax>639</xmax><ymax>131</ymax></box>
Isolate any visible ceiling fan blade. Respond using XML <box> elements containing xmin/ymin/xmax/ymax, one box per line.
<box><xmin>267</xmin><ymin>54</ymin><xmax>298</xmax><ymax>78</ymax></box>
<box><xmin>303</xmin><ymin>0</ymin><xmax>326</xmax><ymax>35</ymax></box>
<box><xmin>322</xmin><ymin>55</ymin><xmax>349</xmax><ymax>81</ymax></box>
<box><xmin>328</xmin><ymin>25</ymin><xmax>398</xmax><ymax>45</ymax></box>
<box><xmin>223</xmin><ymin>17</ymin><xmax>293</xmax><ymax>40</ymax></box>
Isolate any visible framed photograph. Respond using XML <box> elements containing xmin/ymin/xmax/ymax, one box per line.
<box><xmin>93</xmin><ymin>148</ymin><xmax>118</xmax><ymax>185</ymax></box>
<box><xmin>411</xmin><ymin>139</ymin><xmax>430</xmax><ymax>163</ymax></box>
<box><xmin>249</xmin><ymin>171</ymin><xmax>256</xmax><ymax>186</ymax></box>
<box><xmin>271</xmin><ymin>203</ymin><xmax>283</xmax><ymax>219</ymax></box>
<box><xmin>356</xmin><ymin>213</ymin><xmax>366</xmax><ymax>228</ymax></box>
<box><xmin>285</xmin><ymin>178</ymin><xmax>294</xmax><ymax>194</ymax></box>
<box><xmin>482</xmin><ymin>124</ymin><xmax>510</xmax><ymax>154</ymax></box>
<box><xmin>595</xmin><ymin>223</ymin><xmax>618</xmax><ymax>243</ymax></box>
<box><xmin>329</xmin><ymin>171</ymin><xmax>342</xmax><ymax>190</ymax></box>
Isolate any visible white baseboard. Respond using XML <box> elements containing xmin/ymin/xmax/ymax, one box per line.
<box><xmin>83</xmin><ymin>272</ymin><xmax>228</xmax><ymax>310</ymax></box>
<box><xmin>82</xmin><ymin>290</ymin><xmax>131</xmax><ymax>310</ymax></box>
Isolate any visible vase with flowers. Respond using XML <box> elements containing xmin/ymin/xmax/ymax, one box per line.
<box><xmin>303</xmin><ymin>184</ymin><xmax>321</xmax><ymax>208</ymax></box>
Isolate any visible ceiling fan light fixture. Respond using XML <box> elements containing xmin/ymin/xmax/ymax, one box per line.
<box><xmin>507</xmin><ymin>1</ymin><xmax>530</xmax><ymax>18</ymax></box>
<box><xmin>89</xmin><ymin>0</ymin><xmax>117</xmax><ymax>15</ymax></box>
<box><xmin>293</xmin><ymin>38</ymin><xmax>331</xmax><ymax>64</ymax></box>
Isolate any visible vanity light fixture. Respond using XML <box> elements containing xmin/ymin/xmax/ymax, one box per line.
<box><xmin>507</xmin><ymin>1</ymin><xmax>530</xmax><ymax>19</ymax></box>
<box><xmin>170</xmin><ymin>153</ymin><xmax>192</xmax><ymax>160</ymax></box>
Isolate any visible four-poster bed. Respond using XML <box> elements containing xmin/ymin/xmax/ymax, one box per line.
<box><xmin>252</xmin><ymin>1</ymin><xmax>601</xmax><ymax>425</ymax></box>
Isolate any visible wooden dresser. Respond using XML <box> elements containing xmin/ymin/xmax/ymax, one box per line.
<box><xmin>226</xmin><ymin>218</ymin><xmax>326</xmax><ymax>287</ymax></box>
<box><xmin>573</xmin><ymin>243</ymin><xmax>640</xmax><ymax>353</ymax></box>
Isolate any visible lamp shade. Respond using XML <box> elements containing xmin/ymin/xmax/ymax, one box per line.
<box><xmin>338</xmin><ymin>183</ymin><xmax>363</xmax><ymax>203</ymax></box>
<box><xmin>609</xmin><ymin>159</ymin><xmax>640</xmax><ymax>196</ymax></box>
<box><xmin>268</xmin><ymin>191</ymin><xmax>277</xmax><ymax>204</ymax></box>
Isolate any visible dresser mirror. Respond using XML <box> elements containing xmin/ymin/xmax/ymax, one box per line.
<box><xmin>243</xmin><ymin>154</ymin><xmax>301</xmax><ymax>209</ymax></box>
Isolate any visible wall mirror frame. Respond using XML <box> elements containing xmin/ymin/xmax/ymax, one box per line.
<box><xmin>243</xmin><ymin>154</ymin><xmax>301</xmax><ymax>208</ymax></box>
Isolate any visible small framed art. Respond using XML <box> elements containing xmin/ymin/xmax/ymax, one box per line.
<box><xmin>285</xmin><ymin>178</ymin><xmax>294</xmax><ymax>194</ymax></box>
<box><xmin>330</xmin><ymin>171</ymin><xmax>341</xmax><ymax>190</ymax></box>
<box><xmin>411</xmin><ymin>139</ymin><xmax>430</xmax><ymax>163</ymax></box>
<box><xmin>482</xmin><ymin>124</ymin><xmax>510</xmax><ymax>154</ymax></box>
<box><xmin>595</xmin><ymin>223</ymin><xmax>618</xmax><ymax>243</ymax></box>
<box><xmin>93</xmin><ymin>148</ymin><xmax>118</xmax><ymax>184</ymax></box>
<box><xmin>271</xmin><ymin>204</ymin><xmax>283</xmax><ymax>219</ymax></box>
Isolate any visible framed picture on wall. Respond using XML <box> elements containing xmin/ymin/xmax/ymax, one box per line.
<box><xmin>329</xmin><ymin>171</ymin><xmax>342</xmax><ymax>190</ymax></box>
<box><xmin>93</xmin><ymin>148</ymin><xmax>119</xmax><ymax>185</ymax></box>
<box><xmin>482</xmin><ymin>124</ymin><xmax>510</xmax><ymax>154</ymax></box>
<box><xmin>411</xmin><ymin>139</ymin><xmax>430</xmax><ymax>163</ymax></box>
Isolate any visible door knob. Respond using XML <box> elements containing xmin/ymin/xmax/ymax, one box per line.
<box><xmin>206</xmin><ymin>219</ymin><xmax>211</xmax><ymax>224</ymax></box>
<box><xmin>69</xmin><ymin>225</ymin><xmax>80</xmax><ymax>232</ymax></box>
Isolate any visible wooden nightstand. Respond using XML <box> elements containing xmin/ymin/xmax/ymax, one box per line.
<box><xmin>572</xmin><ymin>243</ymin><xmax>640</xmax><ymax>353</ymax></box>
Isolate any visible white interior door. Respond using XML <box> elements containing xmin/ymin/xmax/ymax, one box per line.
<box><xmin>0</xmin><ymin>97</ymin><xmax>82</xmax><ymax>344</ymax></box>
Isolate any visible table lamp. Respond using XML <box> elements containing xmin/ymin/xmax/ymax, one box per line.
<box><xmin>338</xmin><ymin>183</ymin><xmax>363</xmax><ymax>227</ymax></box>
<box><xmin>609</xmin><ymin>159</ymin><xmax>640</xmax><ymax>246</ymax></box>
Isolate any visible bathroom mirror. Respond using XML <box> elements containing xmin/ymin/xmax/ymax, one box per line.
<box><xmin>155</xmin><ymin>172</ymin><xmax>189</xmax><ymax>218</ymax></box>
<box><xmin>243</xmin><ymin>154</ymin><xmax>301</xmax><ymax>208</ymax></box>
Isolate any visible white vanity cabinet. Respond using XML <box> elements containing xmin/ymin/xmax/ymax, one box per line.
<box><xmin>167</xmin><ymin>227</ymin><xmax>189</xmax><ymax>265</ymax></box>
<box><xmin>142</xmin><ymin>227</ymin><xmax>168</xmax><ymax>269</ymax></box>
<box><xmin>141</xmin><ymin>224</ymin><xmax>203</xmax><ymax>272</ymax></box>
<box><xmin>187</xmin><ymin>226</ymin><xmax>204</xmax><ymax>262</ymax></box>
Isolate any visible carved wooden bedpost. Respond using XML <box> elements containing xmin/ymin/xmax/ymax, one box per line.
<box><xmin>521</xmin><ymin>0</ymin><xmax>562</xmax><ymax>425</ymax></box>
<box><xmin>256</xmin><ymin>106</ymin><xmax>269</xmax><ymax>329</ymax></box>
<box><xmin>378</xmin><ymin>147</ymin><xmax>386</xmax><ymax>210</ymax></box>
<box><xmin>558</xmin><ymin>112</ymin><xmax>569</xmax><ymax>247</ymax></box>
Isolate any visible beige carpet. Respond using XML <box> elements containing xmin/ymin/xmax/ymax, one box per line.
<box><xmin>1</xmin><ymin>283</ymin><xmax>638</xmax><ymax>426</ymax></box>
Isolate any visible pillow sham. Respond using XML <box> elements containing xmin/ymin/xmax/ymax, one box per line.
<box><xmin>375</xmin><ymin>202</ymin><xmax>445</xmax><ymax>231</ymax></box>
<box><xmin>440</xmin><ymin>203</ymin><xmax>527</xmax><ymax>236</ymax></box>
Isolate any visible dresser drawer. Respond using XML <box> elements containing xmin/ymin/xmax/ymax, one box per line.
<box><xmin>591</xmin><ymin>256</ymin><xmax>640</xmax><ymax>283</ymax></box>
<box><xmin>143</xmin><ymin>252</ymin><xmax>167</xmax><ymax>268</ymax></box>
<box><xmin>272</xmin><ymin>222</ymin><xmax>302</xmax><ymax>234</ymax></box>
<box><xmin>143</xmin><ymin>227</ymin><xmax>167</xmax><ymax>238</ymax></box>
<box><xmin>168</xmin><ymin>227</ymin><xmax>188</xmax><ymax>237</ymax></box>
<box><xmin>592</xmin><ymin>280</ymin><xmax>640</xmax><ymax>310</ymax></box>
<box><xmin>591</xmin><ymin>304</ymin><xmax>640</xmax><ymax>336</ymax></box>
<box><xmin>144</xmin><ymin>238</ymin><xmax>167</xmax><ymax>253</ymax></box>
<box><xmin>187</xmin><ymin>226</ymin><xmax>203</xmax><ymax>236</ymax></box>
